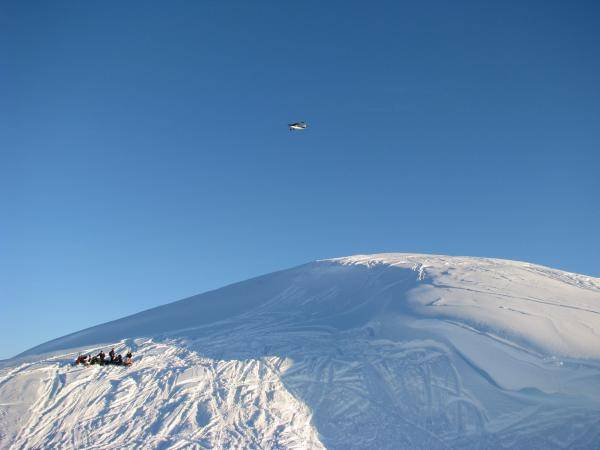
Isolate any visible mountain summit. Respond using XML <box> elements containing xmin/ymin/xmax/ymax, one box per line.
<box><xmin>1</xmin><ymin>254</ymin><xmax>600</xmax><ymax>449</ymax></box>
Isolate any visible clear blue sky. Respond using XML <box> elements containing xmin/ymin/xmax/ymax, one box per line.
<box><xmin>1</xmin><ymin>1</ymin><xmax>599</xmax><ymax>359</ymax></box>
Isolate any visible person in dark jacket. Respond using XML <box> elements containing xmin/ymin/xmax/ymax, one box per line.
<box><xmin>109</xmin><ymin>348</ymin><xmax>116</xmax><ymax>363</ymax></box>
<box><xmin>98</xmin><ymin>351</ymin><xmax>106</xmax><ymax>365</ymax></box>
<box><xmin>115</xmin><ymin>354</ymin><xmax>123</xmax><ymax>365</ymax></box>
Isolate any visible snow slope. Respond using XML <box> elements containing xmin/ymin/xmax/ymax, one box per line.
<box><xmin>1</xmin><ymin>253</ymin><xmax>600</xmax><ymax>449</ymax></box>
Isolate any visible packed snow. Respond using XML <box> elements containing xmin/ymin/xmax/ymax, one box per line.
<box><xmin>1</xmin><ymin>253</ymin><xmax>600</xmax><ymax>449</ymax></box>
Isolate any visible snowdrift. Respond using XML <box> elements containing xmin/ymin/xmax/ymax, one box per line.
<box><xmin>1</xmin><ymin>254</ymin><xmax>600</xmax><ymax>449</ymax></box>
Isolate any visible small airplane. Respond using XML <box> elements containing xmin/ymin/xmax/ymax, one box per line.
<box><xmin>288</xmin><ymin>121</ymin><xmax>308</xmax><ymax>131</ymax></box>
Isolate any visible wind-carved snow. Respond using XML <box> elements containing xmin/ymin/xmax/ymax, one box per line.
<box><xmin>1</xmin><ymin>253</ymin><xmax>600</xmax><ymax>449</ymax></box>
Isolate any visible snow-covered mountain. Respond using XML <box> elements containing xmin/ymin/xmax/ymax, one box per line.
<box><xmin>1</xmin><ymin>253</ymin><xmax>600</xmax><ymax>449</ymax></box>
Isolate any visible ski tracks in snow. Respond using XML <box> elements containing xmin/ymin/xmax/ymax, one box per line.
<box><xmin>2</xmin><ymin>254</ymin><xmax>600</xmax><ymax>449</ymax></box>
<box><xmin>0</xmin><ymin>339</ymin><xmax>322</xmax><ymax>450</ymax></box>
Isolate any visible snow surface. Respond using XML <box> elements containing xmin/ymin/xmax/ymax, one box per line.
<box><xmin>1</xmin><ymin>253</ymin><xmax>600</xmax><ymax>449</ymax></box>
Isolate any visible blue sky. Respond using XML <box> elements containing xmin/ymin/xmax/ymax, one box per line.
<box><xmin>1</xmin><ymin>1</ymin><xmax>599</xmax><ymax>359</ymax></box>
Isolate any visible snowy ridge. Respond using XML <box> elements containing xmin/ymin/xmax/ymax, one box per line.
<box><xmin>333</xmin><ymin>254</ymin><xmax>600</xmax><ymax>359</ymax></box>
<box><xmin>1</xmin><ymin>253</ymin><xmax>600</xmax><ymax>449</ymax></box>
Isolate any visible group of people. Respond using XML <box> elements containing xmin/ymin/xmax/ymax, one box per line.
<box><xmin>74</xmin><ymin>348</ymin><xmax>134</xmax><ymax>367</ymax></box>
